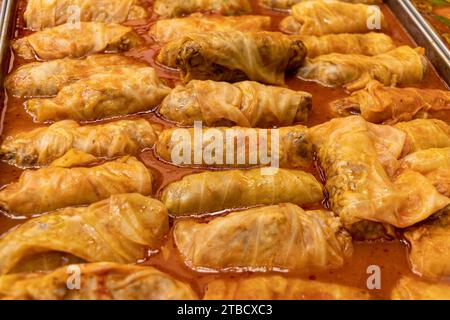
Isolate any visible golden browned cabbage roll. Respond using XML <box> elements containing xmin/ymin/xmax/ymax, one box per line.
<box><xmin>25</xmin><ymin>0</ymin><xmax>148</xmax><ymax>31</ymax></box>
<box><xmin>12</xmin><ymin>22</ymin><xmax>143</xmax><ymax>60</ymax></box>
<box><xmin>161</xmin><ymin>168</ymin><xmax>323</xmax><ymax>216</ymax></box>
<box><xmin>157</xmin><ymin>31</ymin><xmax>307</xmax><ymax>85</ymax></box>
<box><xmin>297</xmin><ymin>33</ymin><xmax>395</xmax><ymax>58</ymax></box>
<box><xmin>0</xmin><ymin>263</ymin><xmax>197</xmax><ymax>300</ymax></box>
<box><xmin>0</xmin><ymin>119</ymin><xmax>162</xmax><ymax>168</ymax></box>
<box><xmin>400</xmin><ymin>148</ymin><xmax>450</xmax><ymax>197</ymax></box>
<box><xmin>260</xmin><ymin>0</ymin><xmax>382</xmax><ymax>10</ymax></box>
<box><xmin>5</xmin><ymin>54</ymin><xmax>145</xmax><ymax>98</ymax></box>
<box><xmin>403</xmin><ymin>211</ymin><xmax>450</xmax><ymax>279</ymax></box>
<box><xmin>331</xmin><ymin>81</ymin><xmax>450</xmax><ymax>124</ymax></box>
<box><xmin>0</xmin><ymin>156</ymin><xmax>152</xmax><ymax>216</ymax></box>
<box><xmin>0</xmin><ymin>194</ymin><xmax>168</xmax><ymax>275</ymax></box>
<box><xmin>391</xmin><ymin>276</ymin><xmax>450</xmax><ymax>300</ymax></box>
<box><xmin>149</xmin><ymin>14</ymin><xmax>271</xmax><ymax>43</ymax></box>
<box><xmin>309</xmin><ymin>116</ymin><xmax>450</xmax><ymax>229</ymax></box>
<box><xmin>155</xmin><ymin>125</ymin><xmax>312</xmax><ymax>168</ymax></box>
<box><xmin>279</xmin><ymin>0</ymin><xmax>386</xmax><ymax>35</ymax></box>
<box><xmin>25</xmin><ymin>67</ymin><xmax>170</xmax><ymax>123</ymax></box>
<box><xmin>159</xmin><ymin>80</ymin><xmax>312</xmax><ymax>127</ymax></box>
<box><xmin>153</xmin><ymin>0</ymin><xmax>252</xmax><ymax>18</ymax></box>
<box><xmin>297</xmin><ymin>46</ymin><xmax>426</xmax><ymax>91</ymax></box>
<box><xmin>204</xmin><ymin>275</ymin><xmax>370</xmax><ymax>300</ymax></box>
<box><xmin>174</xmin><ymin>204</ymin><xmax>352</xmax><ymax>272</ymax></box>
<box><xmin>395</xmin><ymin>119</ymin><xmax>450</xmax><ymax>155</ymax></box>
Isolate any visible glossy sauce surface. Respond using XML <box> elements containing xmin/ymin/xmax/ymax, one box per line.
<box><xmin>0</xmin><ymin>0</ymin><xmax>448</xmax><ymax>299</ymax></box>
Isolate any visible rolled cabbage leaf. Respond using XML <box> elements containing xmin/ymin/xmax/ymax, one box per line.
<box><xmin>153</xmin><ymin>0</ymin><xmax>252</xmax><ymax>18</ymax></box>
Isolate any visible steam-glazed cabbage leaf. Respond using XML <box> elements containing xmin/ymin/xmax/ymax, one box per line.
<box><xmin>12</xmin><ymin>22</ymin><xmax>143</xmax><ymax>60</ymax></box>
<box><xmin>0</xmin><ymin>194</ymin><xmax>168</xmax><ymax>275</ymax></box>
<box><xmin>0</xmin><ymin>156</ymin><xmax>152</xmax><ymax>216</ymax></box>
<box><xmin>331</xmin><ymin>81</ymin><xmax>450</xmax><ymax>124</ymax></box>
<box><xmin>157</xmin><ymin>31</ymin><xmax>306</xmax><ymax>85</ymax></box>
<box><xmin>161</xmin><ymin>168</ymin><xmax>323</xmax><ymax>216</ymax></box>
<box><xmin>309</xmin><ymin>116</ymin><xmax>450</xmax><ymax>228</ymax></box>
<box><xmin>155</xmin><ymin>126</ymin><xmax>313</xmax><ymax>168</ymax></box>
<box><xmin>0</xmin><ymin>119</ymin><xmax>162</xmax><ymax>168</ymax></box>
<box><xmin>279</xmin><ymin>0</ymin><xmax>386</xmax><ymax>35</ymax></box>
<box><xmin>174</xmin><ymin>203</ymin><xmax>352</xmax><ymax>272</ymax></box>
<box><xmin>0</xmin><ymin>263</ymin><xmax>197</xmax><ymax>300</ymax></box>
<box><xmin>153</xmin><ymin>0</ymin><xmax>252</xmax><ymax>18</ymax></box>
<box><xmin>159</xmin><ymin>80</ymin><xmax>312</xmax><ymax>127</ymax></box>
<box><xmin>260</xmin><ymin>0</ymin><xmax>382</xmax><ymax>10</ymax></box>
<box><xmin>391</xmin><ymin>276</ymin><xmax>450</xmax><ymax>300</ymax></box>
<box><xmin>205</xmin><ymin>275</ymin><xmax>370</xmax><ymax>300</ymax></box>
<box><xmin>149</xmin><ymin>14</ymin><xmax>271</xmax><ymax>43</ymax></box>
<box><xmin>297</xmin><ymin>46</ymin><xmax>426</xmax><ymax>91</ymax></box>
<box><xmin>297</xmin><ymin>33</ymin><xmax>395</xmax><ymax>58</ymax></box>
<box><xmin>5</xmin><ymin>55</ymin><xmax>145</xmax><ymax>98</ymax></box>
<box><xmin>25</xmin><ymin>67</ymin><xmax>170</xmax><ymax>122</ymax></box>
<box><xmin>24</xmin><ymin>0</ymin><xmax>148</xmax><ymax>31</ymax></box>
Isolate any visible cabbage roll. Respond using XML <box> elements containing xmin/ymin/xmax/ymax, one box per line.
<box><xmin>0</xmin><ymin>194</ymin><xmax>168</xmax><ymax>275</ymax></box>
<box><xmin>260</xmin><ymin>0</ymin><xmax>382</xmax><ymax>10</ymax></box>
<box><xmin>161</xmin><ymin>168</ymin><xmax>323</xmax><ymax>216</ymax></box>
<box><xmin>159</xmin><ymin>80</ymin><xmax>312</xmax><ymax>127</ymax></box>
<box><xmin>25</xmin><ymin>0</ymin><xmax>148</xmax><ymax>31</ymax></box>
<box><xmin>400</xmin><ymin>148</ymin><xmax>450</xmax><ymax>197</ymax></box>
<box><xmin>394</xmin><ymin>119</ymin><xmax>450</xmax><ymax>155</ymax></box>
<box><xmin>5</xmin><ymin>54</ymin><xmax>145</xmax><ymax>98</ymax></box>
<box><xmin>403</xmin><ymin>211</ymin><xmax>450</xmax><ymax>279</ymax></box>
<box><xmin>174</xmin><ymin>204</ymin><xmax>352</xmax><ymax>272</ymax></box>
<box><xmin>0</xmin><ymin>156</ymin><xmax>152</xmax><ymax>216</ymax></box>
<box><xmin>25</xmin><ymin>67</ymin><xmax>170</xmax><ymax>122</ymax></box>
<box><xmin>12</xmin><ymin>22</ymin><xmax>143</xmax><ymax>61</ymax></box>
<box><xmin>279</xmin><ymin>0</ymin><xmax>386</xmax><ymax>35</ymax></box>
<box><xmin>297</xmin><ymin>33</ymin><xmax>395</xmax><ymax>58</ymax></box>
<box><xmin>297</xmin><ymin>46</ymin><xmax>426</xmax><ymax>91</ymax></box>
<box><xmin>391</xmin><ymin>276</ymin><xmax>450</xmax><ymax>300</ymax></box>
<box><xmin>155</xmin><ymin>126</ymin><xmax>312</xmax><ymax>168</ymax></box>
<box><xmin>331</xmin><ymin>81</ymin><xmax>450</xmax><ymax>124</ymax></box>
<box><xmin>0</xmin><ymin>119</ymin><xmax>162</xmax><ymax>168</ymax></box>
<box><xmin>0</xmin><ymin>263</ymin><xmax>197</xmax><ymax>300</ymax></box>
<box><xmin>309</xmin><ymin>116</ymin><xmax>450</xmax><ymax>228</ymax></box>
<box><xmin>204</xmin><ymin>275</ymin><xmax>370</xmax><ymax>300</ymax></box>
<box><xmin>153</xmin><ymin>0</ymin><xmax>252</xmax><ymax>18</ymax></box>
<box><xmin>157</xmin><ymin>31</ymin><xmax>307</xmax><ymax>86</ymax></box>
<box><xmin>149</xmin><ymin>14</ymin><xmax>271</xmax><ymax>43</ymax></box>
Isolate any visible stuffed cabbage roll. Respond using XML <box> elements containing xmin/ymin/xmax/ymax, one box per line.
<box><xmin>5</xmin><ymin>54</ymin><xmax>145</xmax><ymax>98</ymax></box>
<box><xmin>309</xmin><ymin>116</ymin><xmax>450</xmax><ymax>229</ymax></box>
<box><xmin>25</xmin><ymin>67</ymin><xmax>170</xmax><ymax>122</ymax></box>
<box><xmin>260</xmin><ymin>0</ymin><xmax>382</xmax><ymax>10</ymax></box>
<box><xmin>0</xmin><ymin>119</ymin><xmax>162</xmax><ymax>168</ymax></box>
<box><xmin>0</xmin><ymin>156</ymin><xmax>152</xmax><ymax>216</ymax></box>
<box><xmin>159</xmin><ymin>80</ymin><xmax>312</xmax><ymax>127</ymax></box>
<box><xmin>24</xmin><ymin>0</ymin><xmax>148</xmax><ymax>31</ymax></box>
<box><xmin>161</xmin><ymin>168</ymin><xmax>323</xmax><ymax>216</ymax></box>
<box><xmin>403</xmin><ymin>211</ymin><xmax>450</xmax><ymax>279</ymax></box>
<box><xmin>331</xmin><ymin>81</ymin><xmax>450</xmax><ymax>124</ymax></box>
<box><xmin>391</xmin><ymin>276</ymin><xmax>450</xmax><ymax>300</ymax></box>
<box><xmin>155</xmin><ymin>125</ymin><xmax>312</xmax><ymax>168</ymax></box>
<box><xmin>297</xmin><ymin>33</ymin><xmax>395</xmax><ymax>58</ymax></box>
<box><xmin>12</xmin><ymin>22</ymin><xmax>143</xmax><ymax>61</ymax></box>
<box><xmin>0</xmin><ymin>263</ymin><xmax>197</xmax><ymax>300</ymax></box>
<box><xmin>279</xmin><ymin>0</ymin><xmax>386</xmax><ymax>35</ymax></box>
<box><xmin>400</xmin><ymin>148</ymin><xmax>450</xmax><ymax>197</ymax></box>
<box><xmin>174</xmin><ymin>203</ymin><xmax>352</xmax><ymax>272</ymax></box>
<box><xmin>297</xmin><ymin>46</ymin><xmax>426</xmax><ymax>91</ymax></box>
<box><xmin>149</xmin><ymin>14</ymin><xmax>271</xmax><ymax>43</ymax></box>
<box><xmin>157</xmin><ymin>31</ymin><xmax>307</xmax><ymax>85</ymax></box>
<box><xmin>0</xmin><ymin>194</ymin><xmax>168</xmax><ymax>275</ymax></box>
<box><xmin>395</xmin><ymin>119</ymin><xmax>450</xmax><ymax>155</ymax></box>
<box><xmin>204</xmin><ymin>275</ymin><xmax>370</xmax><ymax>300</ymax></box>
<box><xmin>153</xmin><ymin>0</ymin><xmax>252</xmax><ymax>18</ymax></box>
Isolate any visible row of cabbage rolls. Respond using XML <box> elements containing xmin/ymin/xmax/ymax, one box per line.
<box><xmin>0</xmin><ymin>0</ymin><xmax>449</xmax><ymax>299</ymax></box>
